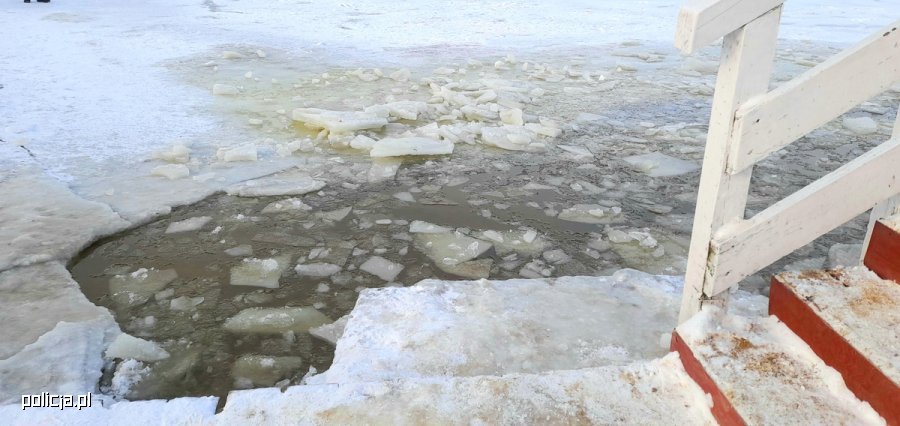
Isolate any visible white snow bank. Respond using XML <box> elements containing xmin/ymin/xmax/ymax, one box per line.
<box><xmin>0</xmin><ymin>162</ymin><xmax>129</xmax><ymax>271</ymax></box>
<box><xmin>310</xmin><ymin>270</ymin><xmax>683</xmax><ymax>384</ymax></box>
<box><xmin>0</xmin><ymin>262</ymin><xmax>114</xmax><ymax>359</ymax></box>
<box><xmin>0</xmin><ymin>318</ymin><xmax>117</xmax><ymax>405</ymax></box>
<box><xmin>218</xmin><ymin>354</ymin><xmax>715</xmax><ymax>425</ymax></box>
<box><xmin>1</xmin><ymin>396</ymin><xmax>218</xmax><ymax>425</ymax></box>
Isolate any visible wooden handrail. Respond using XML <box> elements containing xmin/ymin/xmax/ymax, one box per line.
<box><xmin>676</xmin><ymin>2</ymin><xmax>900</xmax><ymax>323</ymax></box>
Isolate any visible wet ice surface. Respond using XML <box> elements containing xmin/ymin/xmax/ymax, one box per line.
<box><xmin>64</xmin><ymin>41</ymin><xmax>899</xmax><ymax>402</ymax></box>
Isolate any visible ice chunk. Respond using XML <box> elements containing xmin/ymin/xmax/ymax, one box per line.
<box><xmin>169</xmin><ymin>296</ymin><xmax>204</xmax><ymax>311</ymax></box>
<box><xmin>557</xmin><ymin>145</ymin><xmax>593</xmax><ymax>159</ymax></box>
<box><xmin>151</xmin><ymin>164</ymin><xmax>190</xmax><ymax>180</ymax></box>
<box><xmin>415</xmin><ymin>231</ymin><xmax>493</xmax><ymax>266</ymax></box>
<box><xmin>223</xmin><ymin>307</ymin><xmax>332</xmax><ymax>334</ymax></box>
<box><xmin>499</xmin><ymin>108</ymin><xmax>524</xmax><ymax>126</ymax></box>
<box><xmin>842</xmin><ymin>116</ymin><xmax>878</xmax><ymax>135</ymax></box>
<box><xmin>438</xmin><ymin>258</ymin><xmax>493</xmax><ymax>279</ymax></box>
<box><xmin>221</xmin><ymin>51</ymin><xmax>244</xmax><ymax>59</ymax></box>
<box><xmin>230</xmin><ymin>256</ymin><xmax>290</xmax><ymax>288</ymax></box>
<box><xmin>225</xmin><ymin>245</ymin><xmax>254</xmax><ymax>257</ymax></box>
<box><xmin>261</xmin><ymin>198</ymin><xmax>313</xmax><ymax>214</ymax></box>
<box><xmin>558</xmin><ymin>204</ymin><xmax>623</xmax><ymax>224</ymax></box>
<box><xmin>226</xmin><ymin>176</ymin><xmax>325</xmax><ymax>197</ymax></box>
<box><xmin>292</xmin><ymin>108</ymin><xmax>388</xmax><ymax>134</ymax></box>
<box><xmin>827</xmin><ymin>243</ymin><xmax>863</xmax><ymax>268</ymax></box>
<box><xmin>154</xmin><ymin>143</ymin><xmax>191</xmax><ymax>163</ymax></box>
<box><xmin>409</xmin><ymin>220</ymin><xmax>452</xmax><ymax>234</ymax></box>
<box><xmin>367</xmin><ymin>158</ymin><xmax>402</xmax><ymax>182</ymax></box>
<box><xmin>360</xmin><ymin>256</ymin><xmax>404</xmax><ymax>281</ymax></box>
<box><xmin>365</xmin><ymin>101</ymin><xmax>429</xmax><ymax>121</ymax></box>
<box><xmin>317</xmin><ymin>206</ymin><xmax>353</xmax><ymax>222</ymax></box>
<box><xmin>109</xmin><ymin>268</ymin><xmax>178</xmax><ymax>308</ymax></box>
<box><xmin>393</xmin><ymin>191</ymin><xmax>416</xmax><ymax>202</ymax></box>
<box><xmin>216</xmin><ymin>144</ymin><xmax>258</xmax><ymax>162</ymax></box>
<box><xmin>232</xmin><ymin>355</ymin><xmax>304</xmax><ymax>388</ymax></box>
<box><xmin>480</xmin><ymin>126</ymin><xmax>542</xmax><ymax>152</ymax></box>
<box><xmin>309</xmin><ymin>315</ymin><xmax>349</xmax><ymax>345</ymax></box>
<box><xmin>349</xmin><ymin>135</ymin><xmax>377</xmax><ymax>151</ymax></box>
<box><xmin>110</xmin><ymin>359</ymin><xmax>148</xmax><ymax>398</ymax></box>
<box><xmin>294</xmin><ymin>263</ymin><xmax>342</xmax><ymax>277</ymax></box>
<box><xmin>542</xmin><ymin>249</ymin><xmax>571</xmax><ymax>264</ymax></box>
<box><xmin>255</xmin><ymin>49</ymin><xmax>267</xmax><ymax>58</ymax></box>
<box><xmin>389</xmin><ymin>68</ymin><xmax>411</xmax><ymax>82</ymax></box>
<box><xmin>105</xmin><ymin>333</ymin><xmax>170</xmax><ymax>362</ymax></box>
<box><xmin>165</xmin><ymin>216</ymin><xmax>212</xmax><ymax>233</ymax></box>
<box><xmin>622</xmin><ymin>152</ymin><xmax>699</xmax><ymax>177</ymax></box>
<box><xmin>212</xmin><ymin>84</ymin><xmax>239</xmax><ymax>96</ymax></box>
<box><xmin>370</xmin><ymin>137</ymin><xmax>454</xmax><ymax>157</ymax></box>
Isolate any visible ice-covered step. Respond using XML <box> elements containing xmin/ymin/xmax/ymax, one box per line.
<box><xmin>671</xmin><ymin>307</ymin><xmax>884</xmax><ymax>425</ymax></box>
<box><xmin>308</xmin><ymin>270</ymin><xmax>686</xmax><ymax>384</ymax></box>
<box><xmin>863</xmin><ymin>213</ymin><xmax>900</xmax><ymax>283</ymax></box>
<box><xmin>770</xmin><ymin>268</ymin><xmax>899</xmax><ymax>424</ymax></box>
<box><xmin>217</xmin><ymin>355</ymin><xmax>716</xmax><ymax>425</ymax></box>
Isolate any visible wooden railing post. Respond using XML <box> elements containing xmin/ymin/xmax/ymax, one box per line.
<box><xmin>861</xmin><ymin>109</ymin><xmax>900</xmax><ymax>261</ymax></box>
<box><xmin>678</xmin><ymin>7</ymin><xmax>783</xmax><ymax>324</ymax></box>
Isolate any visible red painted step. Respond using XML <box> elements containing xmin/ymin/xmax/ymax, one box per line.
<box><xmin>770</xmin><ymin>268</ymin><xmax>900</xmax><ymax>425</ymax></box>
<box><xmin>864</xmin><ymin>216</ymin><xmax>900</xmax><ymax>283</ymax></box>
<box><xmin>671</xmin><ymin>307</ymin><xmax>881</xmax><ymax>425</ymax></box>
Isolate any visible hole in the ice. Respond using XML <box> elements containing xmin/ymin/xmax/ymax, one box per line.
<box><xmin>70</xmin><ymin>166</ymin><xmax>695</xmax><ymax>404</ymax></box>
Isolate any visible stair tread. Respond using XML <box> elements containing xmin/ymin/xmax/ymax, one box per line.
<box><xmin>775</xmin><ymin>268</ymin><xmax>900</xmax><ymax>384</ymax></box>
<box><xmin>675</xmin><ymin>307</ymin><xmax>883</xmax><ymax>425</ymax></box>
<box><xmin>218</xmin><ymin>355</ymin><xmax>716</xmax><ymax>425</ymax></box>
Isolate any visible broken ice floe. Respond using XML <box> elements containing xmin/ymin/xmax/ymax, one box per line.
<box><xmin>226</xmin><ymin>175</ymin><xmax>325</xmax><ymax>197</ymax></box>
<box><xmin>109</xmin><ymin>268</ymin><xmax>178</xmax><ymax>308</ymax></box>
<box><xmin>105</xmin><ymin>333</ymin><xmax>169</xmax><ymax>362</ymax></box>
<box><xmin>359</xmin><ymin>256</ymin><xmax>404</xmax><ymax>281</ymax></box>
<box><xmin>557</xmin><ymin>204</ymin><xmax>624</xmax><ymax>224</ymax></box>
<box><xmin>622</xmin><ymin>152</ymin><xmax>699</xmax><ymax>177</ymax></box>
<box><xmin>231</xmin><ymin>355</ymin><xmax>304</xmax><ymax>389</ymax></box>
<box><xmin>369</xmin><ymin>137</ymin><xmax>454</xmax><ymax>157</ymax></box>
<box><xmin>223</xmin><ymin>307</ymin><xmax>331</xmax><ymax>334</ymax></box>
<box><xmin>294</xmin><ymin>263</ymin><xmax>342</xmax><ymax>278</ymax></box>
<box><xmin>165</xmin><ymin>216</ymin><xmax>212</xmax><ymax>234</ymax></box>
<box><xmin>292</xmin><ymin>108</ymin><xmax>388</xmax><ymax>134</ymax></box>
<box><xmin>230</xmin><ymin>256</ymin><xmax>291</xmax><ymax>288</ymax></box>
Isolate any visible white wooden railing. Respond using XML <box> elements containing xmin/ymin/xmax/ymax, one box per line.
<box><xmin>675</xmin><ymin>0</ymin><xmax>900</xmax><ymax>323</ymax></box>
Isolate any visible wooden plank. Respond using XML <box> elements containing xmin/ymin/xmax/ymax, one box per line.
<box><xmin>729</xmin><ymin>22</ymin><xmax>900</xmax><ymax>173</ymax></box>
<box><xmin>675</xmin><ymin>0</ymin><xmax>785</xmax><ymax>54</ymax></box>
<box><xmin>678</xmin><ymin>7</ymin><xmax>782</xmax><ymax>324</ymax></box>
<box><xmin>707</xmin><ymin>137</ymin><xmax>900</xmax><ymax>295</ymax></box>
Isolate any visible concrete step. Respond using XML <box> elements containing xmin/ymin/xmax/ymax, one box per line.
<box><xmin>770</xmin><ymin>267</ymin><xmax>899</xmax><ymax>424</ymax></box>
<box><xmin>671</xmin><ymin>307</ymin><xmax>884</xmax><ymax>425</ymax></box>
<box><xmin>864</xmin><ymin>214</ymin><xmax>900</xmax><ymax>283</ymax></box>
